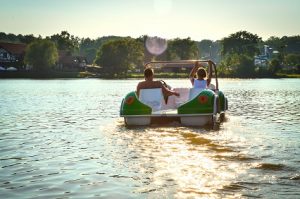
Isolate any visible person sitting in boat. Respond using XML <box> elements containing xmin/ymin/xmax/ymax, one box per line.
<box><xmin>136</xmin><ymin>68</ymin><xmax>180</xmax><ymax>98</ymax></box>
<box><xmin>189</xmin><ymin>62</ymin><xmax>212</xmax><ymax>89</ymax></box>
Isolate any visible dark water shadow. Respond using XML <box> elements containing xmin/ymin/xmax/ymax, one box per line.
<box><xmin>253</xmin><ymin>163</ymin><xmax>286</xmax><ymax>171</ymax></box>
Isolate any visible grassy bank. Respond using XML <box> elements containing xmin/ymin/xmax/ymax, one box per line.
<box><xmin>0</xmin><ymin>71</ymin><xmax>97</xmax><ymax>78</ymax></box>
<box><xmin>275</xmin><ymin>73</ymin><xmax>300</xmax><ymax>78</ymax></box>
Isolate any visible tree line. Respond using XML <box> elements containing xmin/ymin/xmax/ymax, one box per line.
<box><xmin>1</xmin><ymin>31</ymin><xmax>299</xmax><ymax>77</ymax></box>
<box><xmin>218</xmin><ymin>31</ymin><xmax>300</xmax><ymax>77</ymax></box>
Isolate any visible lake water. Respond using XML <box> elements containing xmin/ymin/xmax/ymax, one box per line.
<box><xmin>0</xmin><ymin>78</ymin><xmax>299</xmax><ymax>198</ymax></box>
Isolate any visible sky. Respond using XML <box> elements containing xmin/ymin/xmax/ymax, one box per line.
<box><xmin>0</xmin><ymin>0</ymin><xmax>299</xmax><ymax>41</ymax></box>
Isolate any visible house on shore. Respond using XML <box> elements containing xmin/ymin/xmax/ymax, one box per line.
<box><xmin>0</xmin><ymin>43</ymin><xmax>88</xmax><ymax>71</ymax></box>
<box><xmin>0</xmin><ymin>42</ymin><xmax>26</xmax><ymax>69</ymax></box>
<box><xmin>254</xmin><ymin>45</ymin><xmax>279</xmax><ymax>67</ymax></box>
<box><xmin>57</xmin><ymin>51</ymin><xmax>87</xmax><ymax>71</ymax></box>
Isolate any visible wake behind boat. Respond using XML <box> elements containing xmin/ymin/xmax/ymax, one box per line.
<box><xmin>120</xmin><ymin>60</ymin><xmax>228</xmax><ymax>126</ymax></box>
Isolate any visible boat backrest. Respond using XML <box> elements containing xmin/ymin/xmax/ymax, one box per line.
<box><xmin>173</xmin><ymin>88</ymin><xmax>190</xmax><ymax>107</ymax></box>
<box><xmin>162</xmin><ymin>95</ymin><xmax>175</xmax><ymax>110</ymax></box>
<box><xmin>139</xmin><ymin>88</ymin><xmax>164</xmax><ymax>112</ymax></box>
<box><xmin>189</xmin><ymin>88</ymin><xmax>204</xmax><ymax>100</ymax></box>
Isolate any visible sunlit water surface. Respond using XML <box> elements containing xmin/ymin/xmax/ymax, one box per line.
<box><xmin>0</xmin><ymin>79</ymin><xmax>299</xmax><ymax>198</ymax></box>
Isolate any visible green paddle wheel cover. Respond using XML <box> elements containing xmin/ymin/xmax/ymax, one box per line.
<box><xmin>218</xmin><ymin>91</ymin><xmax>226</xmax><ymax>112</ymax></box>
<box><xmin>120</xmin><ymin>92</ymin><xmax>151</xmax><ymax>115</ymax></box>
<box><xmin>178</xmin><ymin>89</ymin><xmax>215</xmax><ymax>114</ymax></box>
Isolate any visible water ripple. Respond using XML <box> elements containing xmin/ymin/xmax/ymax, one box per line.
<box><xmin>0</xmin><ymin>79</ymin><xmax>299</xmax><ymax>198</ymax></box>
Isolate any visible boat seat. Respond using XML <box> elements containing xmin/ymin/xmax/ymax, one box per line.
<box><xmin>139</xmin><ymin>88</ymin><xmax>164</xmax><ymax>112</ymax></box>
<box><xmin>189</xmin><ymin>88</ymin><xmax>204</xmax><ymax>100</ymax></box>
<box><xmin>173</xmin><ymin>88</ymin><xmax>190</xmax><ymax>107</ymax></box>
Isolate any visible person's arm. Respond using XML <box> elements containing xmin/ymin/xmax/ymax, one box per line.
<box><xmin>189</xmin><ymin>63</ymin><xmax>199</xmax><ymax>85</ymax></box>
<box><xmin>159</xmin><ymin>82</ymin><xmax>179</xmax><ymax>97</ymax></box>
<box><xmin>136</xmin><ymin>82</ymin><xmax>141</xmax><ymax>97</ymax></box>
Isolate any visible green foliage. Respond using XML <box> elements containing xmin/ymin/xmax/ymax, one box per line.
<box><xmin>24</xmin><ymin>39</ymin><xmax>58</xmax><ymax>71</ymax></box>
<box><xmin>196</xmin><ymin>40</ymin><xmax>221</xmax><ymax>62</ymax></box>
<box><xmin>264</xmin><ymin>36</ymin><xmax>282</xmax><ymax>51</ymax></box>
<box><xmin>280</xmin><ymin>36</ymin><xmax>300</xmax><ymax>54</ymax></box>
<box><xmin>0</xmin><ymin>32</ymin><xmax>39</xmax><ymax>44</ymax></box>
<box><xmin>2</xmin><ymin>30</ymin><xmax>299</xmax><ymax>78</ymax></box>
<box><xmin>167</xmin><ymin>37</ymin><xmax>198</xmax><ymax>60</ymax></box>
<box><xmin>79</xmin><ymin>36</ymin><xmax>123</xmax><ymax>64</ymax></box>
<box><xmin>94</xmin><ymin>38</ymin><xmax>144</xmax><ymax>76</ymax></box>
<box><xmin>218</xmin><ymin>58</ymin><xmax>232</xmax><ymax>77</ymax></box>
<box><xmin>221</xmin><ymin>31</ymin><xmax>262</xmax><ymax>56</ymax></box>
<box><xmin>219</xmin><ymin>54</ymin><xmax>255</xmax><ymax>77</ymax></box>
<box><xmin>264</xmin><ymin>36</ymin><xmax>300</xmax><ymax>62</ymax></box>
<box><xmin>268</xmin><ymin>59</ymin><xmax>281</xmax><ymax>74</ymax></box>
<box><xmin>18</xmin><ymin>34</ymin><xmax>37</xmax><ymax>44</ymax></box>
<box><xmin>198</xmin><ymin>39</ymin><xmax>213</xmax><ymax>54</ymax></box>
<box><xmin>139</xmin><ymin>36</ymin><xmax>199</xmax><ymax>62</ymax></box>
<box><xmin>234</xmin><ymin>54</ymin><xmax>255</xmax><ymax>77</ymax></box>
<box><xmin>284</xmin><ymin>54</ymin><xmax>300</xmax><ymax>66</ymax></box>
<box><xmin>49</xmin><ymin>31</ymin><xmax>79</xmax><ymax>53</ymax></box>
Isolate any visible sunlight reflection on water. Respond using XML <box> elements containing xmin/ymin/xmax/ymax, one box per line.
<box><xmin>0</xmin><ymin>79</ymin><xmax>299</xmax><ymax>198</ymax></box>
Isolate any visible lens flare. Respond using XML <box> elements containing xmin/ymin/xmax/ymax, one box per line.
<box><xmin>145</xmin><ymin>36</ymin><xmax>168</xmax><ymax>56</ymax></box>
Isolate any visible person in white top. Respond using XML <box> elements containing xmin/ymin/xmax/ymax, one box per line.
<box><xmin>189</xmin><ymin>62</ymin><xmax>212</xmax><ymax>89</ymax></box>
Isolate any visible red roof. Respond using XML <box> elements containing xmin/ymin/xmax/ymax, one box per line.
<box><xmin>0</xmin><ymin>42</ymin><xmax>26</xmax><ymax>54</ymax></box>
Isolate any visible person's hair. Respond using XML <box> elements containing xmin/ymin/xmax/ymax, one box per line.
<box><xmin>197</xmin><ymin>67</ymin><xmax>207</xmax><ymax>78</ymax></box>
<box><xmin>144</xmin><ymin>68</ymin><xmax>154</xmax><ymax>78</ymax></box>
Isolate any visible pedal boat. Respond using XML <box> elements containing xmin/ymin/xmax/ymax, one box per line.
<box><xmin>120</xmin><ymin>60</ymin><xmax>228</xmax><ymax>126</ymax></box>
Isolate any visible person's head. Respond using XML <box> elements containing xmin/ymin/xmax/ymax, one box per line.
<box><xmin>144</xmin><ymin>68</ymin><xmax>154</xmax><ymax>80</ymax></box>
<box><xmin>197</xmin><ymin>67</ymin><xmax>207</xmax><ymax>79</ymax></box>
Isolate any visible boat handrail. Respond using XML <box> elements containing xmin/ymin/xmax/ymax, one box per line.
<box><xmin>144</xmin><ymin>60</ymin><xmax>219</xmax><ymax>90</ymax></box>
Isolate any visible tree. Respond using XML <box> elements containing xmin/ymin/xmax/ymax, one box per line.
<box><xmin>235</xmin><ymin>54</ymin><xmax>256</xmax><ymax>77</ymax></box>
<box><xmin>136</xmin><ymin>35</ymin><xmax>155</xmax><ymax>63</ymax></box>
<box><xmin>197</xmin><ymin>39</ymin><xmax>212</xmax><ymax>57</ymax></box>
<box><xmin>79</xmin><ymin>38</ymin><xmax>96</xmax><ymax>64</ymax></box>
<box><xmin>79</xmin><ymin>36</ymin><xmax>123</xmax><ymax>64</ymax></box>
<box><xmin>221</xmin><ymin>31</ymin><xmax>262</xmax><ymax>56</ymax></box>
<box><xmin>280</xmin><ymin>36</ymin><xmax>300</xmax><ymax>54</ymax></box>
<box><xmin>284</xmin><ymin>54</ymin><xmax>300</xmax><ymax>66</ymax></box>
<box><xmin>196</xmin><ymin>40</ymin><xmax>221</xmax><ymax>61</ymax></box>
<box><xmin>24</xmin><ymin>39</ymin><xmax>58</xmax><ymax>71</ymax></box>
<box><xmin>167</xmin><ymin>37</ymin><xmax>198</xmax><ymax>60</ymax></box>
<box><xmin>220</xmin><ymin>54</ymin><xmax>255</xmax><ymax>77</ymax></box>
<box><xmin>19</xmin><ymin>34</ymin><xmax>37</xmax><ymax>44</ymax></box>
<box><xmin>0</xmin><ymin>32</ymin><xmax>19</xmax><ymax>43</ymax></box>
<box><xmin>264</xmin><ymin>36</ymin><xmax>282</xmax><ymax>51</ymax></box>
<box><xmin>94</xmin><ymin>38</ymin><xmax>144</xmax><ymax>76</ymax></box>
<box><xmin>268</xmin><ymin>59</ymin><xmax>281</xmax><ymax>74</ymax></box>
<box><xmin>49</xmin><ymin>31</ymin><xmax>79</xmax><ymax>53</ymax></box>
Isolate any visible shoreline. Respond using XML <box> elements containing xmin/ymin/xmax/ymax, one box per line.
<box><xmin>0</xmin><ymin>71</ymin><xmax>299</xmax><ymax>79</ymax></box>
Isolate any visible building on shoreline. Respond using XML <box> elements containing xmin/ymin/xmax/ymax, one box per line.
<box><xmin>57</xmin><ymin>51</ymin><xmax>87</xmax><ymax>71</ymax></box>
<box><xmin>0</xmin><ymin>42</ymin><xmax>26</xmax><ymax>70</ymax></box>
<box><xmin>0</xmin><ymin>43</ymin><xmax>87</xmax><ymax>72</ymax></box>
<box><xmin>254</xmin><ymin>45</ymin><xmax>279</xmax><ymax>67</ymax></box>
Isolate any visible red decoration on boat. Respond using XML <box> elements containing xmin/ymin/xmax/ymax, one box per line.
<box><xmin>198</xmin><ymin>95</ymin><xmax>208</xmax><ymax>104</ymax></box>
<box><xmin>125</xmin><ymin>96</ymin><xmax>135</xmax><ymax>105</ymax></box>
